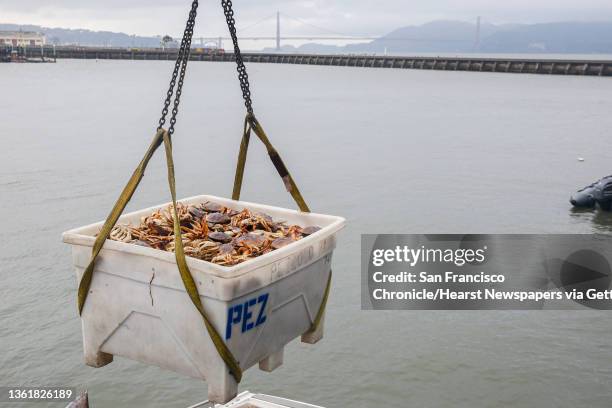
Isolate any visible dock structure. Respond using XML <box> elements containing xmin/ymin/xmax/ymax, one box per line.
<box><xmin>20</xmin><ymin>46</ymin><xmax>612</xmax><ymax>77</ymax></box>
<box><xmin>1</xmin><ymin>45</ymin><xmax>56</xmax><ymax>63</ymax></box>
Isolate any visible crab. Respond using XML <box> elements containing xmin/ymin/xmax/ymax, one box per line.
<box><xmin>182</xmin><ymin>218</ymin><xmax>209</xmax><ymax>240</ymax></box>
<box><xmin>285</xmin><ymin>225</ymin><xmax>304</xmax><ymax>240</ymax></box>
<box><xmin>231</xmin><ymin>208</ymin><xmax>253</xmax><ymax>228</ymax></box>
<box><xmin>108</xmin><ymin>202</ymin><xmax>318</xmax><ymax>266</ymax></box>
<box><xmin>109</xmin><ymin>224</ymin><xmax>133</xmax><ymax>242</ymax></box>
<box><xmin>142</xmin><ymin>209</ymin><xmax>173</xmax><ymax>236</ymax></box>
<box><xmin>185</xmin><ymin>240</ymin><xmax>220</xmax><ymax>261</ymax></box>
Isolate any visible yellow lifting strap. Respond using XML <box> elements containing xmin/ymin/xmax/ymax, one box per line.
<box><xmin>232</xmin><ymin>114</ymin><xmax>310</xmax><ymax>212</ymax></box>
<box><xmin>162</xmin><ymin>131</ymin><xmax>243</xmax><ymax>383</ymax></box>
<box><xmin>77</xmin><ymin>129</ymin><xmax>164</xmax><ymax>316</ymax></box>
<box><xmin>77</xmin><ymin>128</ymin><xmax>243</xmax><ymax>383</ymax></box>
<box><xmin>231</xmin><ymin>114</ymin><xmax>331</xmax><ymax>336</ymax></box>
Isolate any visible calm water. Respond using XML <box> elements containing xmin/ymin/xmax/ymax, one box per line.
<box><xmin>2</xmin><ymin>60</ymin><xmax>612</xmax><ymax>408</ymax></box>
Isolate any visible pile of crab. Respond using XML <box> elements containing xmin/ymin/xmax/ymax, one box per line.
<box><xmin>109</xmin><ymin>201</ymin><xmax>320</xmax><ymax>266</ymax></box>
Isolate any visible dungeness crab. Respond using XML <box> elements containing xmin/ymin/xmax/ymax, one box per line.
<box><xmin>107</xmin><ymin>202</ymin><xmax>321</xmax><ymax>266</ymax></box>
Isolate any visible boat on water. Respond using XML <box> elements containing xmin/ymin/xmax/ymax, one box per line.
<box><xmin>571</xmin><ymin>175</ymin><xmax>612</xmax><ymax>211</ymax></box>
<box><xmin>1</xmin><ymin>47</ymin><xmax>56</xmax><ymax>63</ymax></box>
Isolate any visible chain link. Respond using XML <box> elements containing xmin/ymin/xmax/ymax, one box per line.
<box><xmin>158</xmin><ymin>0</ymin><xmax>253</xmax><ymax>134</ymax></box>
<box><xmin>158</xmin><ymin>0</ymin><xmax>199</xmax><ymax>135</ymax></box>
<box><xmin>221</xmin><ymin>0</ymin><xmax>254</xmax><ymax>115</ymax></box>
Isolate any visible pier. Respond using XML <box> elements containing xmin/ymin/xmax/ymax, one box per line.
<box><xmin>1</xmin><ymin>46</ymin><xmax>56</xmax><ymax>63</ymax></box>
<box><xmin>19</xmin><ymin>46</ymin><xmax>612</xmax><ymax>77</ymax></box>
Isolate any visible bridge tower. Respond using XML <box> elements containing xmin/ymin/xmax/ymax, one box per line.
<box><xmin>276</xmin><ymin>11</ymin><xmax>281</xmax><ymax>51</ymax></box>
<box><xmin>474</xmin><ymin>16</ymin><xmax>481</xmax><ymax>51</ymax></box>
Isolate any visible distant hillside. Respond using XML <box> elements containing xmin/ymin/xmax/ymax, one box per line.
<box><xmin>268</xmin><ymin>21</ymin><xmax>494</xmax><ymax>54</ymax></box>
<box><xmin>4</xmin><ymin>20</ymin><xmax>612</xmax><ymax>54</ymax></box>
<box><xmin>348</xmin><ymin>21</ymin><xmax>501</xmax><ymax>53</ymax></box>
<box><xmin>0</xmin><ymin>23</ymin><xmax>163</xmax><ymax>47</ymax></box>
<box><xmin>267</xmin><ymin>20</ymin><xmax>612</xmax><ymax>55</ymax></box>
<box><xmin>480</xmin><ymin>22</ymin><xmax>612</xmax><ymax>53</ymax></box>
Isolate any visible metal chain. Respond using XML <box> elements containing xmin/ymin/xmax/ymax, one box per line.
<box><xmin>221</xmin><ymin>0</ymin><xmax>254</xmax><ymax>115</ymax></box>
<box><xmin>158</xmin><ymin>0</ymin><xmax>199</xmax><ymax>135</ymax></box>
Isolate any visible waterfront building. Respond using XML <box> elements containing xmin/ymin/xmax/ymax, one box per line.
<box><xmin>0</xmin><ymin>31</ymin><xmax>46</xmax><ymax>47</ymax></box>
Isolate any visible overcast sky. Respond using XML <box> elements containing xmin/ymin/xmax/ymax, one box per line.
<box><xmin>3</xmin><ymin>0</ymin><xmax>612</xmax><ymax>38</ymax></box>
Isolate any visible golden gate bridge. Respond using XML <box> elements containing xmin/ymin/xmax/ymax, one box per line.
<box><xmin>184</xmin><ymin>11</ymin><xmax>477</xmax><ymax>50</ymax></box>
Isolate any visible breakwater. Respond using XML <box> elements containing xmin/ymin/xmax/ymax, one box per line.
<box><xmin>20</xmin><ymin>46</ymin><xmax>612</xmax><ymax>76</ymax></box>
